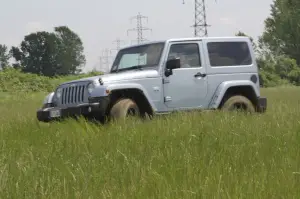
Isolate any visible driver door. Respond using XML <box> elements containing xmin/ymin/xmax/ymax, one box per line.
<box><xmin>162</xmin><ymin>41</ymin><xmax>208</xmax><ymax>110</ymax></box>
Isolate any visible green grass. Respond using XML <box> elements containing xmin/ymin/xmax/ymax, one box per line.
<box><xmin>0</xmin><ymin>87</ymin><xmax>300</xmax><ymax>198</ymax></box>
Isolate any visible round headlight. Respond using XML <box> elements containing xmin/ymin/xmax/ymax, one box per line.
<box><xmin>87</xmin><ymin>82</ymin><xmax>95</xmax><ymax>94</ymax></box>
<box><xmin>56</xmin><ymin>88</ymin><xmax>62</xmax><ymax>98</ymax></box>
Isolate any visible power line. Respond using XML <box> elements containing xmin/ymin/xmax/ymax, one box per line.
<box><xmin>182</xmin><ymin>0</ymin><xmax>211</xmax><ymax>37</ymax></box>
<box><xmin>99</xmin><ymin>57</ymin><xmax>105</xmax><ymax>72</ymax></box>
<box><xmin>127</xmin><ymin>12</ymin><xmax>152</xmax><ymax>44</ymax></box>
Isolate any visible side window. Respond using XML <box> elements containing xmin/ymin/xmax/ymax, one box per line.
<box><xmin>167</xmin><ymin>43</ymin><xmax>201</xmax><ymax>68</ymax></box>
<box><xmin>207</xmin><ymin>41</ymin><xmax>252</xmax><ymax>67</ymax></box>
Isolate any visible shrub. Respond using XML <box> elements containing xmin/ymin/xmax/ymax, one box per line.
<box><xmin>0</xmin><ymin>68</ymin><xmax>103</xmax><ymax>92</ymax></box>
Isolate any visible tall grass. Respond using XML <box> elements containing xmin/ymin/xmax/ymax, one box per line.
<box><xmin>0</xmin><ymin>87</ymin><xmax>299</xmax><ymax>198</ymax></box>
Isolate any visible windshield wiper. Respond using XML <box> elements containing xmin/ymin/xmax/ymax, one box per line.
<box><xmin>111</xmin><ymin>65</ymin><xmax>151</xmax><ymax>73</ymax></box>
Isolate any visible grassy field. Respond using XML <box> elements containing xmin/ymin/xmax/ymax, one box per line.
<box><xmin>0</xmin><ymin>87</ymin><xmax>300</xmax><ymax>198</ymax></box>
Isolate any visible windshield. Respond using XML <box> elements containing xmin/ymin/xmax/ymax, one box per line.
<box><xmin>110</xmin><ymin>42</ymin><xmax>165</xmax><ymax>73</ymax></box>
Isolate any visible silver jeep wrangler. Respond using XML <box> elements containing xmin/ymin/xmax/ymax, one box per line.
<box><xmin>37</xmin><ymin>36</ymin><xmax>267</xmax><ymax>122</ymax></box>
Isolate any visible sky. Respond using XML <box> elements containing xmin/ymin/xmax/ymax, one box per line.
<box><xmin>0</xmin><ymin>0</ymin><xmax>273</xmax><ymax>72</ymax></box>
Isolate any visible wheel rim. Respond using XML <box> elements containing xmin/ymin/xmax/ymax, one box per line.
<box><xmin>127</xmin><ymin>107</ymin><xmax>138</xmax><ymax>117</ymax></box>
<box><xmin>232</xmin><ymin>103</ymin><xmax>247</xmax><ymax>111</ymax></box>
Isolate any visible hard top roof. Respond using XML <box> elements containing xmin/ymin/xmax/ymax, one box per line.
<box><xmin>119</xmin><ymin>36</ymin><xmax>250</xmax><ymax>50</ymax></box>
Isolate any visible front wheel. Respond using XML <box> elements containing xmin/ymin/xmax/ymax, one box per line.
<box><xmin>220</xmin><ymin>95</ymin><xmax>255</xmax><ymax>113</ymax></box>
<box><xmin>109</xmin><ymin>98</ymin><xmax>140</xmax><ymax>120</ymax></box>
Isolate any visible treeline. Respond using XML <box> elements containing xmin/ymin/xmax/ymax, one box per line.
<box><xmin>0</xmin><ymin>26</ymin><xmax>86</xmax><ymax>77</ymax></box>
<box><xmin>1</xmin><ymin>0</ymin><xmax>300</xmax><ymax>87</ymax></box>
<box><xmin>234</xmin><ymin>0</ymin><xmax>300</xmax><ymax>87</ymax></box>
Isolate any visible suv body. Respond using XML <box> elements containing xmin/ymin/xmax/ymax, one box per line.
<box><xmin>37</xmin><ymin>36</ymin><xmax>267</xmax><ymax>122</ymax></box>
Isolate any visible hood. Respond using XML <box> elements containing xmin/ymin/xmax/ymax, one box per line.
<box><xmin>60</xmin><ymin>69</ymin><xmax>160</xmax><ymax>85</ymax></box>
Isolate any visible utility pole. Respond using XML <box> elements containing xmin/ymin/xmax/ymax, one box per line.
<box><xmin>127</xmin><ymin>12</ymin><xmax>152</xmax><ymax>44</ymax></box>
<box><xmin>99</xmin><ymin>57</ymin><xmax>105</xmax><ymax>72</ymax></box>
<box><xmin>99</xmin><ymin>48</ymin><xmax>113</xmax><ymax>73</ymax></box>
<box><xmin>112</xmin><ymin>38</ymin><xmax>125</xmax><ymax>51</ymax></box>
<box><xmin>110</xmin><ymin>38</ymin><xmax>125</xmax><ymax>59</ymax></box>
<box><xmin>182</xmin><ymin>0</ymin><xmax>210</xmax><ymax>37</ymax></box>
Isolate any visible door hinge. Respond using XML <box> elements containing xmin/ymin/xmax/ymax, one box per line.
<box><xmin>164</xmin><ymin>96</ymin><xmax>172</xmax><ymax>102</ymax></box>
<box><xmin>163</xmin><ymin>79</ymin><xmax>170</xmax><ymax>84</ymax></box>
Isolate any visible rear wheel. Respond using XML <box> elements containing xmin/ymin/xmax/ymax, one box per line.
<box><xmin>109</xmin><ymin>98</ymin><xmax>140</xmax><ymax>120</ymax></box>
<box><xmin>221</xmin><ymin>95</ymin><xmax>255</xmax><ymax>113</ymax></box>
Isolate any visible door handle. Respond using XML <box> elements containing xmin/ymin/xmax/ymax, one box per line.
<box><xmin>194</xmin><ymin>72</ymin><xmax>206</xmax><ymax>78</ymax></box>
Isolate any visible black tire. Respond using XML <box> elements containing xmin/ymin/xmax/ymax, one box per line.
<box><xmin>221</xmin><ymin>95</ymin><xmax>255</xmax><ymax>113</ymax></box>
<box><xmin>109</xmin><ymin>98</ymin><xmax>140</xmax><ymax>120</ymax></box>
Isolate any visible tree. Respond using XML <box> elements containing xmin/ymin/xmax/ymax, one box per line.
<box><xmin>10</xmin><ymin>31</ymin><xmax>60</xmax><ymax>76</ymax></box>
<box><xmin>10</xmin><ymin>26</ymin><xmax>86</xmax><ymax>77</ymax></box>
<box><xmin>0</xmin><ymin>44</ymin><xmax>11</xmax><ymax>70</ymax></box>
<box><xmin>54</xmin><ymin>26</ymin><xmax>86</xmax><ymax>75</ymax></box>
<box><xmin>259</xmin><ymin>0</ymin><xmax>300</xmax><ymax>64</ymax></box>
<box><xmin>235</xmin><ymin>31</ymin><xmax>300</xmax><ymax>86</ymax></box>
<box><xmin>255</xmin><ymin>0</ymin><xmax>300</xmax><ymax>87</ymax></box>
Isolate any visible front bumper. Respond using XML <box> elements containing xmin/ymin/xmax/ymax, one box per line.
<box><xmin>36</xmin><ymin>97</ymin><xmax>110</xmax><ymax>122</ymax></box>
<box><xmin>257</xmin><ymin>96</ymin><xmax>267</xmax><ymax>113</ymax></box>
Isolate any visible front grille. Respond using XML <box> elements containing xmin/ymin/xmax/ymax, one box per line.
<box><xmin>59</xmin><ymin>83</ymin><xmax>87</xmax><ymax>106</ymax></box>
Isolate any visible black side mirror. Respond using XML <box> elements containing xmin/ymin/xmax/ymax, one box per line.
<box><xmin>166</xmin><ymin>58</ymin><xmax>180</xmax><ymax>70</ymax></box>
<box><xmin>165</xmin><ymin>58</ymin><xmax>180</xmax><ymax>77</ymax></box>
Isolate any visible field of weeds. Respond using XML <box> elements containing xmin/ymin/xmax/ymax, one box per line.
<box><xmin>0</xmin><ymin>86</ymin><xmax>299</xmax><ymax>198</ymax></box>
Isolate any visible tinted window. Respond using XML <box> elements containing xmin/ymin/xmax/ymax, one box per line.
<box><xmin>207</xmin><ymin>42</ymin><xmax>252</xmax><ymax>66</ymax></box>
<box><xmin>168</xmin><ymin>43</ymin><xmax>201</xmax><ymax>68</ymax></box>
